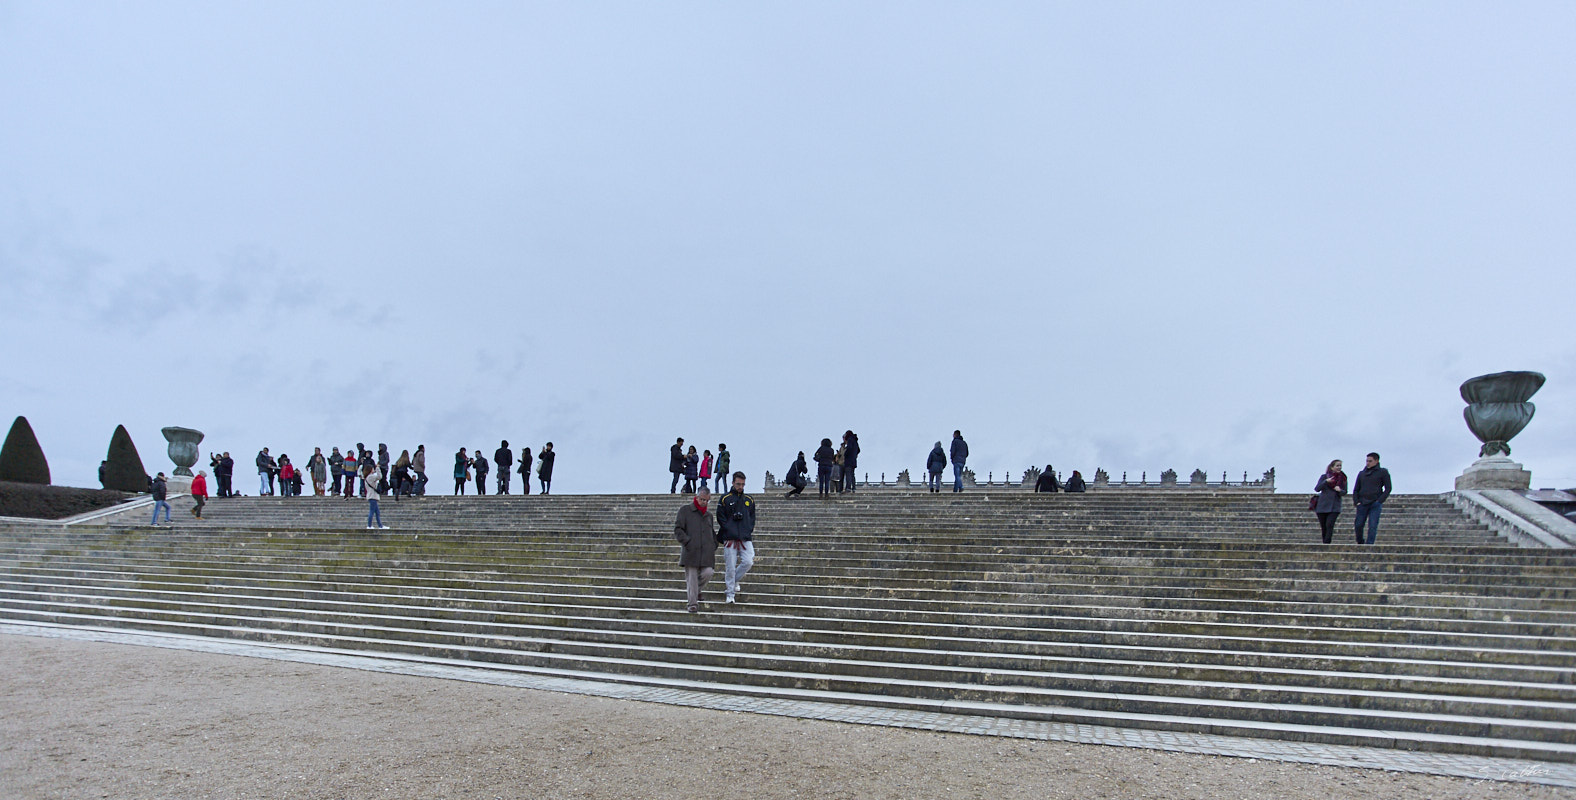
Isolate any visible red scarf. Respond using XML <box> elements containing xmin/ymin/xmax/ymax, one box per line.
<box><xmin>693</xmin><ymin>497</ymin><xmax>708</xmax><ymax>514</ymax></box>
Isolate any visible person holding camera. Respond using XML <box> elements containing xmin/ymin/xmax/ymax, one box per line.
<box><xmin>717</xmin><ymin>471</ymin><xmax>756</xmax><ymax>604</ymax></box>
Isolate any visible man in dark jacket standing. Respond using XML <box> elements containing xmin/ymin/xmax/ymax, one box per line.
<box><xmin>473</xmin><ymin>449</ymin><xmax>489</xmax><ymax>496</ymax></box>
<box><xmin>669</xmin><ymin>437</ymin><xmax>685</xmax><ymax>493</ymax></box>
<box><xmin>1352</xmin><ymin>452</ymin><xmax>1393</xmax><ymax>545</ymax></box>
<box><xmin>494</xmin><ymin>440</ymin><xmax>513</xmax><ymax>494</ymax></box>
<box><xmin>949</xmin><ymin>431</ymin><xmax>969</xmax><ymax>493</ymax></box>
<box><xmin>216</xmin><ymin>452</ymin><xmax>234</xmax><ymax>498</ymax></box>
<box><xmin>674</xmin><ymin>485</ymin><xmax>716</xmax><ymax>613</ymax></box>
<box><xmin>717</xmin><ymin>471</ymin><xmax>756</xmax><ymax>604</ymax></box>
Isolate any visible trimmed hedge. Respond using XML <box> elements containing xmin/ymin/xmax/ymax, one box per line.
<box><xmin>101</xmin><ymin>425</ymin><xmax>150</xmax><ymax>492</ymax></box>
<box><xmin>0</xmin><ymin>416</ymin><xmax>50</xmax><ymax>485</ymax></box>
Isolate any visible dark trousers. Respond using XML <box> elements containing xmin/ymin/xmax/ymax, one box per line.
<box><xmin>671</xmin><ymin>471</ymin><xmax>681</xmax><ymax>493</ymax></box>
<box><xmin>1354</xmin><ymin>502</ymin><xmax>1383</xmax><ymax>544</ymax></box>
<box><xmin>1317</xmin><ymin>512</ymin><xmax>1339</xmax><ymax>544</ymax></box>
<box><xmin>267</xmin><ymin>472</ymin><xmax>276</xmax><ymax>495</ymax></box>
<box><xmin>218</xmin><ymin>474</ymin><xmax>231</xmax><ymax>497</ymax></box>
<box><xmin>192</xmin><ymin>495</ymin><xmax>205</xmax><ymax>517</ymax></box>
<box><xmin>331</xmin><ymin>472</ymin><xmax>342</xmax><ymax>495</ymax></box>
<box><xmin>455</xmin><ymin>477</ymin><xmax>466</xmax><ymax>495</ymax></box>
<box><xmin>844</xmin><ymin>466</ymin><xmax>856</xmax><ymax>492</ymax></box>
<box><xmin>415</xmin><ymin>471</ymin><xmax>427</xmax><ymax>496</ymax></box>
<box><xmin>498</xmin><ymin>472</ymin><xmax>510</xmax><ymax>494</ymax></box>
<box><xmin>476</xmin><ymin>473</ymin><xmax>488</xmax><ymax>495</ymax></box>
<box><xmin>786</xmin><ymin>478</ymin><xmax>804</xmax><ymax>497</ymax></box>
<box><xmin>539</xmin><ymin>478</ymin><xmax>550</xmax><ymax>495</ymax></box>
<box><xmin>817</xmin><ymin>467</ymin><xmax>831</xmax><ymax>495</ymax></box>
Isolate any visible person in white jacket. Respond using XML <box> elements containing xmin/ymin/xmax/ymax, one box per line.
<box><xmin>365</xmin><ymin>463</ymin><xmax>389</xmax><ymax>530</ymax></box>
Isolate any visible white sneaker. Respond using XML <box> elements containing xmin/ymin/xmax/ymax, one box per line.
<box><xmin>725</xmin><ymin>596</ymin><xmax>735</xmax><ymax>604</ymax></box>
<box><xmin>379</xmin><ymin>526</ymin><xmax>391</xmax><ymax>530</ymax></box>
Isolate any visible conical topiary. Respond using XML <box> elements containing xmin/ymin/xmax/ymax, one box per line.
<box><xmin>102</xmin><ymin>425</ymin><xmax>150</xmax><ymax>492</ymax></box>
<box><xmin>0</xmin><ymin>416</ymin><xmax>51</xmax><ymax>484</ymax></box>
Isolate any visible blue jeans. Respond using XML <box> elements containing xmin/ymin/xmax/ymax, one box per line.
<box><xmin>259</xmin><ymin>472</ymin><xmax>269</xmax><ymax>495</ymax></box>
<box><xmin>367</xmin><ymin>499</ymin><xmax>383</xmax><ymax>528</ymax></box>
<box><xmin>152</xmin><ymin>500</ymin><xmax>171</xmax><ymax>524</ymax></box>
<box><xmin>928</xmin><ymin>470</ymin><xmax>942</xmax><ymax>491</ymax></box>
<box><xmin>1354</xmin><ymin>501</ymin><xmax>1383</xmax><ymax>544</ymax></box>
<box><xmin>953</xmin><ymin>463</ymin><xmax>965</xmax><ymax>492</ymax></box>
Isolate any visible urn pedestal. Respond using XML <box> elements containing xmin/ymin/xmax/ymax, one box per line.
<box><xmin>1454</xmin><ymin>372</ymin><xmax>1543</xmax><ymax>491</ymax></box>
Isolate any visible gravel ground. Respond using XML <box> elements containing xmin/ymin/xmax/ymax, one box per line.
<box><xmin>0</xmin><ymin>635</ymin><xmax>1565</xmax><ymax>800</ymax></box>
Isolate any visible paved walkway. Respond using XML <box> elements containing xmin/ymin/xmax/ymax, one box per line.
<box><xmin>4</xmin><ymin>621</ymin><xmax>1571</xmax><ymax>790</ymax></box>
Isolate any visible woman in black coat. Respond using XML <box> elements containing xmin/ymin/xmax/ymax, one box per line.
<box><xmin>537</xmin><ymin>443</ymin><xmax>555</xmax><ymax>494</ymax></box>
<box><xmin>1065</xmin><ymin>470</ymin><xmax>1087</xmax><ymax>493</ymax></box>
<box><xmin>1313</xmin><ymin>459</ymin><xmax>1347</xmax><ymax>544</ymax></box>
<box><xmin>842</xmin><ymin>431</ymin><xmax>860</xmax><ymax>493</ymax></box>
<box><xmin>785</xmin><ymin>452</ymin><xmax>809</xmax><ymax>498</ymax></box>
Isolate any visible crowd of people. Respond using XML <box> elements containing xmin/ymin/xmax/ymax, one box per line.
<box><xmin>451</xmin><ymin>441</ymin><xmax>556</xmax><ymax>496</ymax></box>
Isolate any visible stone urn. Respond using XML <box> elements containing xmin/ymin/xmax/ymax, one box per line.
<box><xmin>1455</xmin><ymin>371</ymin><xmax>1543</xmax><ymax>491</ymax></box>
<box><xmin>162</xmin><ymin>426</ymin><xmax>204</xmax><ymax>477</ymax></box>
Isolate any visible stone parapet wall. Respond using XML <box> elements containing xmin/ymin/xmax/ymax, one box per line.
<box><xmin>762</xmin><ymin>467</ymin><xmax>1276</xmax><ymax>492</ymax></box>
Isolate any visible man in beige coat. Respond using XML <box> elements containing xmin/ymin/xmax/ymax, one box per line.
<box><xmin>674</xmin><ymin>485</ymin><xmax>717</xmax><ymax>613</ymax></box>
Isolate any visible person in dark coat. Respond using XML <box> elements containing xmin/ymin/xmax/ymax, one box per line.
<box><xmin>926</xmin><ymin>442</ymin><xmax>947</xmax><ymax>493</ymax></box>
<box><xmin>842</xmin><ymin>431</ymin><xmax>860</xmax><ymax>493</ymax></box>
<box><xmin>673</xmin><ymin>485</ymin><xmax>717</xmax><ymax>613</ymax></box>
<box><xmin>1034</xmin><ymin>465</ymin><xmax>1060</xmax><ymax>493</ymax></box>
<box><xmin>377</xmin><ymin>444</ymin><xmax>390</xmax><ymax>488</ymax></box>
<box><xmin>328</xmin><ymin>447</ymin><xmax>345</xmax><ymax>496</ymax></box>
<box><xmin>150</xmin><ymin>472</ymin><xmax>171</xmax><ymax>525</ymax></box>
<box><xmin>537</xmin><ymin>442</ymin><xmax>555</xmax><ymax>494</ymax></box>
<box><xmin>473</xmin><ymin>449</ymin><xmax>489</xmax><ymax>496</ymax></box>
<box><xmin>518</xmin><ymin>446</ymin><xmax>533</xmax><ymax>494</ymax></box>
<box><xmin>717</xmin><ymin>472</ymin><xmax>756</xmax><ymax>604</ymax></box>
<box><xmin>494</xmin><ymin>440</ymin><xmax>513</xmax><ymax>494</ymax></box>
<box><xmin>1352</xmin><ymin>452</ymin><xmax>1392</xmax><ymax>545</ymax></box>
<box><xmin>214</xmin><ymin>452</ymin><xmax>234</xmax><ymax>498</ymax></box>
<box><xmin>813</xmin><ymin>438</ymin><xmax>835</xmax><ymax>496</ymax></box>
<box><xmin>949</xmin><ymin>431</ymin><xmax>969</xmax><ymax>492</ymax></box>
<box><xmin>669</xmin><ymin>437</ymin><xmax>686</xmax><ymax>494</ymax></box>
<box><xmin>454</xmin><ymin>448</ymin><xmax>471</xmax><ymax>495</ymax></box>
<box><xmin>256</xmin><ymin>448</ymin><xmax>275</xmax><ymax>496</ymax></box>
<box><xmin>1065</xmin><ymin>470</ymin><xmax>1087</xmax><ymax>493</ymax></box>
<box><xmin>1313</xmin><ymin>459</ymin><xmax>1347</xmax><ymax>544</ymax></box>
<box><xmin>785</xmin><ymin>452</ymin><xmax>808</xmax><ymax>498</ymax></box>
<box><xmin>683</xmin><ymin>446</ymin><xmax>699</xmax><ymax>494</ymax></box>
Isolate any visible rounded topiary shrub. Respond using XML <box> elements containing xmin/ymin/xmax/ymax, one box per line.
<box><xmin>0</xmin><ymin>416</ymin><xmax>51</xmax><ymax>485</ymax></box>
<box><xmin>101</xmin><ymin>425</ymin><xmax>150</xmax><ymax>492</ymax></box>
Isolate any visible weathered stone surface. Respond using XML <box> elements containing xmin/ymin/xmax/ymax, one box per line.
<box><xmin>1455</xmin><ymin>455</ymin><xmax>1533</xmax><ymax>491</ymax></box>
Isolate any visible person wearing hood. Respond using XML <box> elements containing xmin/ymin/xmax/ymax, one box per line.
<box><xmin>673</xmin><ymin>485</ymin><xmax>717</xmax><ymax>613</ymax></box>
<box><xmin>1034</xmin><ymin>465</ymin><xmax>1060</xmax><ymax>493</ymax></box>
<box><xmin>785</xmin><ymin>452</ymin><xmax>808</xmax><ymax>498</ymax></box>
<box><xmin>813</xmin><ymin>438</ymin><xmax>836</xmax><ymax>496</ymax></box>
<box><xmin>1352</xmin><ymin>452</ymin><xmax>1393</xmax><ymax>545</ymax></box>
<box><xmin>151</xmin><ymin>472</ymin><xmax>171</xmax><ymax>525</ymax></box>
<box><xmin>1065</xmin><ymin>470</ymin><xmax>1087</xmax><ymax>493</ymax></box>
<box><xmin>842</xmin><ymin>431</ymin><xmax>860</xmax><ymax>493</ymax></box>
<box><xmin>494</xmin><ymin>440</ymin><xmax>513</xmax><ymax>494</ymax></box>
<box><xmin>926</xmin><ymin>442</ymin><xmax>947</xmax><ymax>493</ymax></box>
<box><xmin>537</xmin><ymin>442</ymin><xmax>555</xmax><ymax>494</ymax></box>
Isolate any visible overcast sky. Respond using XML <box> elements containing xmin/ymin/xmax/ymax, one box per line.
<box><xmin>3</xmin><ymin>2</ymin><xmax>1573</xmax><ymax>495</ymax></box>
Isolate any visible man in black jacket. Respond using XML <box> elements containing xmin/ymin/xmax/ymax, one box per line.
<box><xmin>217</xmin><ymin>452</ymin><xmax>234</xmax><ymax>497</ymax></box>
<box><xmin>949</xmin><ymin>431</ymin><xmax>969</xmax><ymax>493</ymax></box>
<box><xmin>1034</xmin><ymin>465</ymin><xmax>1060</xmax><ymax>493</ymax></box>
<box><xmin>1352</xmin><ymin>452</ymin><xmax>1393</xmax><ymax>545</ymax></box>
<box><xmin>537</xmin><ymin>442</ymin><xmax>555</xmax><ymax>494</ymax></box>
<box><xmin>669</xmin><ymin>437</ymin><xmax>685</xmax><ymax>494</ymax></box>
<box><xmin>494</xmin><ymin>440</ymin><xmax>513</xmax><ymax>494</ymax></box>
<box><xmin>717</xmin><ymin>472</ymin><xmax>756</xmax><ymax>604</ymax></box>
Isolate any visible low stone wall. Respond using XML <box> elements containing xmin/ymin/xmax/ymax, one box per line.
<box><xmin>763</xmin><ymin>467</ymin><xmax>1277</xmax><ymax>492</ymax></box>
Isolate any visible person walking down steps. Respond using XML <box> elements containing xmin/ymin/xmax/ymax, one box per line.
<box><xmin>1313</xmin><ymin>459</ymin><xmax>1347</xmax><ymax>544</ymax></box>
<box><xmin>674</xmin><ymin>484</ymin><xmax>717</xmax><ymax>613</ymax></box>
<box><xmin>717</xmin><ymin>471</ymin><xmax>756</xmax><ymax>604</ymax></box>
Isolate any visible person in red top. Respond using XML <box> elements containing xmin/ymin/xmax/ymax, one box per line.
<box><xmin>190</xmin><ymin>470</ymin><xmax>209</xmax><ymax>519</ymax></box>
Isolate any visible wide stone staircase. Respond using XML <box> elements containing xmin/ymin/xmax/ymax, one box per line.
<box><xmin>1</xmin><ymin>491</ymin><xmax>1573</xmax><ymax>762</ymax></box>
